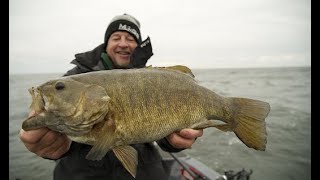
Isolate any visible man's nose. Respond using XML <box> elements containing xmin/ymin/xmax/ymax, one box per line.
<box><xmin>118</xmin><ymin>38</ymin><xmax>129</xmax><ymax>47</ymax></box>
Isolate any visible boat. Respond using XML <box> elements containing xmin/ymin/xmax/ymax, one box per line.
<box><xmin>155</xmin><ymin>143</ymin><xmax>253</xmax><ymax>180</ymax></box>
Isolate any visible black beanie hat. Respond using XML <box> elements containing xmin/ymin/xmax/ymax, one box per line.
<box><xmin>104</xmin><ymin>14</ymin><xmax>142</xmax><ymax>44</ymax></box>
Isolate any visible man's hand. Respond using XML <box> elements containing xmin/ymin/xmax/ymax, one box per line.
<box><xmin>166</xmin><ymin>129</ymin><xmax>203</xmax><ymax>149</ymax></box>
<box><xmin>19</xmin><ymin>110</ymin><xmax>71</xmax><ymax>160</ymax></box>
<box><xmin>19</xmin><ymin>128</ymin><xmax>71</xmax><ymax>159</ymax></box>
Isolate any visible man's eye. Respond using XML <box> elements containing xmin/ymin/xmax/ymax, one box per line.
<box><xmin>112</xmin><ymin>37</ymin><xmax>120</xmax><ymax>41</ymax></box>
<box><xmin>127</xmin><ymin>37</ymin><xmax>135</xmax><ymax>41</ymax></box>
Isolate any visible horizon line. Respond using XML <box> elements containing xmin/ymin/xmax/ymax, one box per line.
<box><xmin>9</xmin><ymin>65</ymin><xmax>311</xmax><ymax>75</ymax></box>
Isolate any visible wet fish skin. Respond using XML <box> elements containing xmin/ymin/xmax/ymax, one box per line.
<box><xmin>22</xmin><ymin>67</ymin><xmax>270</xmax><ymax>178</ymax></box>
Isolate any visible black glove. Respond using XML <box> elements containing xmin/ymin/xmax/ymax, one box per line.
<box><xmin>128</xmin><ymin>36</ymin><xmax>153</xmax><ymax>68</ymax></box>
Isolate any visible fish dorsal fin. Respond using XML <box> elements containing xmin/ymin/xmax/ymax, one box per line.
<box><xmin>147</xmin><ymin>65</ymin><xmax>195</xmax><ymax>78</ymax></box>
<box><xmin>163</xmin><ymin>65</ymin><xmax>195</xmax><ymax>77</ymax></box>
<box><xmin>86</xmin><ymin>119</ymin><xmax>116</xmax><ymax>161</ymax></box>
<box><xmin>113</xmin><ymin>145</ymin><xmax>138</xmax><ymax>178</ymax></box>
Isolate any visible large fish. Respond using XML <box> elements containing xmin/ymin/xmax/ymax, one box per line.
<box><xmin>22</xmin><ymin>67</ymin><xmax>270</xmax><ymax>177</ymax></box>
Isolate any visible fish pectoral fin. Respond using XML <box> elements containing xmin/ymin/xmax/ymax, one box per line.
<box><xmin>86</xmin><ymin>120</ymin><xmax>115</xmax><ymax>161</ymax></box>
<box><xmin>190</xmin><ymin>120</ymin><xmax>231</xmax><ymax>131</ymax></box>
<box><xmin>113</xmin><ymin>145</ymin><xmax>138</xmax><ymax>178</ymax></box>
<box><xmin>86</xmin><ymin>135</ymin><xmax>113</xmax><ymax>161</ymax></box>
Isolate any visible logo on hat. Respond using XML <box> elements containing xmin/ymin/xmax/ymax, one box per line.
<box><xmin>118</xmin><ymin>23</ymin><xmax>140</xmax><ymax>41</ymax></box>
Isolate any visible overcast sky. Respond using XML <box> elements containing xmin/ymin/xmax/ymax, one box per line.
<box><xmin>9</xmin><ymin>0</ymin><xmax>311</xmax><ymax>74</ymax></box>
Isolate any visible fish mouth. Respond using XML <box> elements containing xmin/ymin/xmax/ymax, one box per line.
<box><xmin>22</xmin><ymin>105</ymin><xmax>90</xmax><ymax>136</ymax></box>
<box><xmin>22</xmin><ymin>87</ymin><xmax>55</xmax><ymax>131</ymax></box>
<box><xmin>28</xmin><ymin>87</ymin><xmax>47</xmax><ymax>113</ymax></box>
<box><xmin>22</xmin><ymin>112</ymin><xmax>91</xmax><ymax>136</ymax></box>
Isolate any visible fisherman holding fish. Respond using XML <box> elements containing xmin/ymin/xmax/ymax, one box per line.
<box><xmin>19</xmin><ymin>14</ymin><xmax>204</xmax><ymax>180</ymax></box>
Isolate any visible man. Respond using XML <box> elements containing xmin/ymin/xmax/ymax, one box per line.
<box><xmin>19</xmin><ymin>13</ymin><xmax>203</xmax><ymax>180</ymax></box>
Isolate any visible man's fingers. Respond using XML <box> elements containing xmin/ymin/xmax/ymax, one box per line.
<box><xmin>178</xmin><ymin>128</ymin><xmax>204</xmax><ymax>139</ymax></box>
<box><xmin>36</xmin><ymin>133</ymin><xmax>71</xmax><ymax>159</ymax></box>
<box><xmin>166</xmin><ymin>133</ymin><xmax>195</xmax><ymax>149</ymax></box>
<box><xmin>19</xmin><ymin>128</ymin><xmax>50</xmax><ymax>144</ymax></box>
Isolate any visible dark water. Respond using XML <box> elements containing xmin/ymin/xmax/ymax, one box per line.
<box><xmin>9</xmin><ymin>67</ymin><xmax>311</xmax><ymax>180</ymax></box>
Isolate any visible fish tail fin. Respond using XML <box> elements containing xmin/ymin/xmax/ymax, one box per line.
<box><xmin>231</xmin><ymin>97</ymin><xmax>270</xmax><ymax>151</ymax></box>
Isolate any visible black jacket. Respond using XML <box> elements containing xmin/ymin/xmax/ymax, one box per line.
<box><xmin>53</xmin><ymin>42</ymin><xmax>183</xmax><ymax>180</ymax></box>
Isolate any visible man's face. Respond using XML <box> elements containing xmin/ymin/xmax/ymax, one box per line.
<box><xmin>106</xmin><ymin>31</ymin><xmax>138</xmax><ymax>68</ymax></box>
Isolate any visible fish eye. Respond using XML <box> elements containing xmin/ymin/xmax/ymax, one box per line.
<box><xmin>55</xmin><ymin>82</ymin><xmax>65</xmax><ymax>90</ymax></box>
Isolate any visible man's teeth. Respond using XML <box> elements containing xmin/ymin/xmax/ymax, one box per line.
<box><xmin>118</xmin><ymin>52</ymin><xmax>129</xmax><ymax>55</ymax></box>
